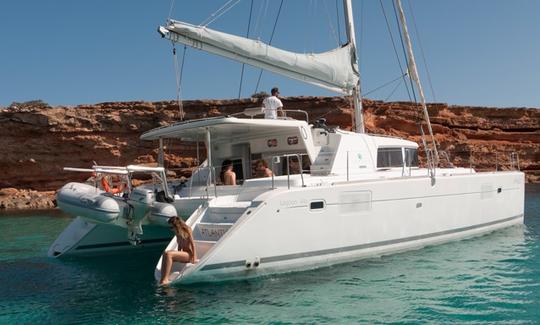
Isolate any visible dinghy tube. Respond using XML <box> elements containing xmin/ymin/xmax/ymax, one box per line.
<box><xmin>57</xmin><ymin>182</ymin><xmax>121</xmax><ymax>223</ymax></box>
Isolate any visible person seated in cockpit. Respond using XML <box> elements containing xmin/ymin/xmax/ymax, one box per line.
<box><xmin>220</xmin><ymin>159</ymin><xmax>236</xmax><ymax>185</ymax></box>
<box><xmin>255</xmin><ymin>159</ymin><xmax>273</xmax><ymax>178</ymax></box>
<box><xmin>288</xmin><ymin>158</ymin><xmax>301</xmax><ymax>174</ymax></box>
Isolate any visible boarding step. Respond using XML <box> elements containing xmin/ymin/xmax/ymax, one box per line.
<box><xmin>201</xmin><ymin>206</ymin><xmax>249</xmax><ymax>223</ymax></box>
<box><xmin>193</xmin><ymin>222</ymin><xmax>234</xmax><ymax>242</ymax></box>
<box><xmin>194</xmin><ymin>239</ymin><xmax>216</xmax><ymax>258</ymax></box>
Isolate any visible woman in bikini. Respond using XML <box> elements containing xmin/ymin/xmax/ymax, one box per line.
<box><xmin>220</xmin><ymin>159</ymin><xmax>237</xmax><ymax>185</ymax></box>
<box><xmin>159</xmin><ymin>216</ymin><xmax>197</xmax><ymax>285</ymax></box>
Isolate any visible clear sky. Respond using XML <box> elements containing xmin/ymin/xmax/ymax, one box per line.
<box><xmin>1</xmin><ymin>0</ymin><xmax>539</xmax><ymax>108</ymax></box>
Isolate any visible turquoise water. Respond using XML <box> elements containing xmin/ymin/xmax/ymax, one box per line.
<box><xmin>1</xmin><ymin>185</ymin><xmax>539</xmax><ymax>324</ymax></box>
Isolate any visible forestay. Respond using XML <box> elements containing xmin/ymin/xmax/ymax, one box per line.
<box><xmin>158</xmin><ymin>21</ymin><xmax>359</xmax><ymax>95</ymax></box>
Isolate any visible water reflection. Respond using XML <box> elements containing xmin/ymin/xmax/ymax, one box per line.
<box><xmin>0</xmin><ymin>185</ymin><xmax>539</xmax><ymax>323</ymax></box>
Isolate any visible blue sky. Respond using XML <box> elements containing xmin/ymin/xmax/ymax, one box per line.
<box><xmin>1</xmin><ymin>0</ymin><xmax>539</xmax><ymax>108</ymax></box>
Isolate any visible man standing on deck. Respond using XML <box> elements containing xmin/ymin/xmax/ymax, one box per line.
<box><xmin>262</xmin><ymin>87</ymin><xmax>284</xmax><ymax>119</ymax></box>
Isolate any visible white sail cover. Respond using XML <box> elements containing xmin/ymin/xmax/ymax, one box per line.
<box><xmin>159</xmin><ymin>20</ymin><xmax>359</xmax><ymax>95</ymax></box>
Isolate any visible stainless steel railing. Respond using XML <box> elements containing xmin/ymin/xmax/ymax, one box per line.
<box><xmin>270</xmin><ymin>153</ymin><xmax>307</xmax><ymax>189</ymax></box>
<box><xmin>230</xmin><ymin>108</ymin><xmax>309</xmax><ymax>122</ymax></box>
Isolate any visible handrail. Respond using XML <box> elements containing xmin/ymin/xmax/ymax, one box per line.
<box><xmin>186</xmin><ymin>166</ymin><xmax>218</xmax><ymax>199</ymax></box>
<box><xmin>439</xmin><ymin>151</ymin><xmax>454</xmax><ymax>168</ymax></box>
<box><xmin>270</xmin><ymin>153</ymin><xmax>306</xmax><ymax>189</ymax></box>
<box><xmin>230</xmin><ymin>108</ymin><xmax>309</xmax><ymax>122</ymax></box>
<box><xmin>511</xmin><ymin>152</ymin><xmax>520</xmax><ymax>171</ymax></box>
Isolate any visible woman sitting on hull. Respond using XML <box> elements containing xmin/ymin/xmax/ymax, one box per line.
<box><xmin>159</xmin><ymin>216</ymin><xmax>197</xmax><ymax>286</ymax></box>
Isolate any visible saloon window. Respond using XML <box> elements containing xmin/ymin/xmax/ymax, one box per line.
<box><xmin>404</xmin><ymin>148</ymin><xmax>419</xmax><ymax>167</ymax></box>
<box><xmin>377</xmin><ymin>147</ymin><xmax>403</xmax><ymax>168</ymax></box>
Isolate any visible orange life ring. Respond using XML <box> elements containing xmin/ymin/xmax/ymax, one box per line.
<box><xmin>101</xmin><ymin>177</ymin><xmax>124</xmax><ymax>194</ymax></box>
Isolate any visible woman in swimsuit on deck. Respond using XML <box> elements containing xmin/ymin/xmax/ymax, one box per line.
<box><xmin>159</xmin><ymin>216</ymin><xmax>197</xmax><ymax>285</ymax></box>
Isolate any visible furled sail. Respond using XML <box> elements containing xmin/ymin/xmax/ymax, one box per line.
<box><xmin>158</xmin><ymin>20</ymin><xmax>359</xmax><ymax>95</ymax></box>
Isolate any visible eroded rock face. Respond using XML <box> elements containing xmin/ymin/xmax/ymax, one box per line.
<box><xmin>0</xmin><ymin>97</ymin><xmax>538</xmax><ymax>198</ymax></box>
<box><xmin>0</xmin><ymin>188</ymin><xmax>55</xmax><ymax>210</ymax></box>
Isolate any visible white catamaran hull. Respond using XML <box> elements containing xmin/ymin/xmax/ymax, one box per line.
<box><xmin>159</xmin><ymin>171</ymin><xmax>524</xmax><ymax>284</ymax></box>
<box><xmin>48</xmin><ymin>217</ymin><xmax>174</xmax><ymax>257</ymax></box>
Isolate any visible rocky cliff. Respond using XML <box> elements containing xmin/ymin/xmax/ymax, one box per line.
<box><xmin>0</xmin><ymin>97</ymin><xmax>538</xmax><ymax>209</ymax></box>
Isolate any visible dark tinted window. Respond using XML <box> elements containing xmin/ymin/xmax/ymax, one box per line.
<box><xmin>310</xmin><ymin>201</ymin><xmax>325</xmax><ymax>210</ymax></box>
<box><xmin>231</xmin><ymin>159</ymin><xmax>244</xmax><ymax>181</ymax></box>
<box><xmin>377</xmin><ymin>148</ymin><xmax>403</xmax><ymax>168</ymax></box>
<box><xmin>405</xmin><ymin>148</ymin><xmax>419</xmax><ymax>167</ymax></box>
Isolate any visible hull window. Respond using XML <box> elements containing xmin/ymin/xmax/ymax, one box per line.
<box><xmin>310</xmin><ymin>201</ymin><xmax>325</xmax><ymax>210</ymax></box>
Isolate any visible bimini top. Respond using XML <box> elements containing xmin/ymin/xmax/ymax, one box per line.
<box><xmin>140</xmin><ymin>116</ymin><xmax>311</xmax><ymax>142</ymax></box>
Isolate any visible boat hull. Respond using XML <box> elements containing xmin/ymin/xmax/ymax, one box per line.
<box><xmin>48</xmin><ymin>217</ymin><xmax>173</xmax><ymax>257</ymax></box>
<box><xmin>166</xmin><ymin>171</ymin><xmax>525</xmax><ymax>284</ymax></box>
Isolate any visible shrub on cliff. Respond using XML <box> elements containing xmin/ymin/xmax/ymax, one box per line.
<box><xmin>8</xmin><ymin>99</ymin><xmax>51</xmax><ymax>110</ymax></box>
<box><xmin>251</xmin><ymin>91</ymin><xmax>269</xmax><ymax>99</ymax></box>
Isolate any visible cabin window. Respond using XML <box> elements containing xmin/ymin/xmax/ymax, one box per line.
<box><xmin>377</xmin><ymin>148</ymin><xmax>403</xmax><ymax>168</ymax></box>
<box><xmin>231</xmin><ymin>159</ymin><xmax>244</xmax><ymax>182</ymax></box>
<box><xmin>404</xmin><ymin>148</ymin><xmax>419</xmax><ymax>167</ymax></box>
<box><xmin>310</xmin><ymin>200</ymin><xmax>325</xmax><ymax>210</ymax></box>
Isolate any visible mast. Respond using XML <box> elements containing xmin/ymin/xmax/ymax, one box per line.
<box><xmin>395</xmin><ymin>0</ymin><xmax>439</xmax><ymax>166</ymax></box>
<box><xmin>343</xmin><ymin>0</ymin><xmax>364</xmax><ymax>133</ymax></box>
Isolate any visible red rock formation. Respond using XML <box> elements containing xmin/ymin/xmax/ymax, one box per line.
<box><xmin>0</xmin><ymin>96</ymin><xmax>538</xmax><ymax>210</ymax></box>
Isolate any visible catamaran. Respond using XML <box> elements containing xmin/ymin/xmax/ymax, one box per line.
<box><xmin>49</xmin><ymin>0</ymin><xmax>524</xmax><ymax>286</ymax></box>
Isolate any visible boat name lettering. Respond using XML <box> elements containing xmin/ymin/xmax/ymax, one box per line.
<box><xmin>279</xmin><ymin>198</ymin><xmax>307</xmax><ymax>207</ymax></box>
<box><xmin>200</xmin><ymin>227</ymin><xmax>227</xmax><ymax>239</ymax></box>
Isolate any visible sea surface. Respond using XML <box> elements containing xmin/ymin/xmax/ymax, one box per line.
<box><xmin>1</xmin><ymin>185</ymin><xmax>539</xmax><ymax>324</ymax></box>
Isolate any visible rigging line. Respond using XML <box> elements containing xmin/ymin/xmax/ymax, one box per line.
<box><xmin>307</xmin><ymin>0</ymin><xmax>314</xmax><ymax>52</ymax></box>
<box><xmin>384</xmin><ymin>79</ymin><xmax>403</xmax><ymax>101</ymax></box>
<box><xmin>172</xmin><ymin>44</ymin><xmax>187</xmax><ymax>120</ymax></box>
<box><xmin>391</xmin><ymin>0</ymin><xmax>418</xmax><ymax>104</ymax></box>
<box><xmin>393</xmin><ymin>0</ymin><xmax>437</xmax><ymax>167</ymax></box>
<box><xmin>407</xmin><ymin>0</ymin><xmax>436</xmax><ymax>102</ymax></box>
<box><xmin>335</xmin><ymin>0</ymin><xmax>342</xmax><ymax>45</ymax></box>
<box><xmin>364</xmin><ymin>73</ymin><xmax>407</xmax><ymax>96</ymax></box>
<box><xmin>358</xmin><ymin>0</ymin><xmax>365</xmax><ymax>61</ymax></box>
<box><xmin>379</xmin><ymin>0</ymin><xmax>412</xmax><ymax>100</ymax></box>
<box><xmin>254</xmin><ymin>0</ymin><xmax>284</xmax><ymax>93</ymax></box>
<box><xmin>167</xmin><ymin>0</ymin><xmax>175</xmax><ymax>21</ymax></box>
<box><xmin>322</xmin><ymin>0</ymin><xmax>340</xmax><ymax>46</ymax></box>
<box><xmin>303</xmin><ymin>0</ymin><xmax>314</xmax><ymax>54</ymax></box>
<box><xmin>253</xmin><ymin>0</ymin><xmax>268</xmax><ymax>39</ymax></box>
<box><xmin>167</xmin><ymin>0</ymin><xmax>176</xmax><ymax>22</ymax></box>
<box><xmin>200</xmin><ymin>0</ymin><xmax>242</xmax><ymax>27</ymax></box>
<box><xmin>238</xmin><ymin>0</ymin><xmax>254</xmax><ymax>99</ymax></box>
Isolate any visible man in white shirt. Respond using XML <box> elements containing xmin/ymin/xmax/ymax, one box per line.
<box><xmin>262</xmin><ymin>87</ymin><xmax>283</xmax><ymax>119</ymax></box>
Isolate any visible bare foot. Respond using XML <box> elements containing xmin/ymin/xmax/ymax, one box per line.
<box><xmin>159</xmin><ymin>279</ymin><xmax>170</xmax><ymax>286</ymax></box>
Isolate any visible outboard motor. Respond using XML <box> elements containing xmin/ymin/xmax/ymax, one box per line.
<box><xmin>148</xmin><ymin>202</ymin><xmax>177</xmax><ymax>226</ymax></box>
